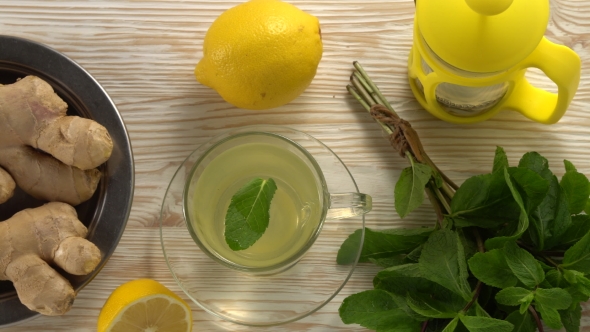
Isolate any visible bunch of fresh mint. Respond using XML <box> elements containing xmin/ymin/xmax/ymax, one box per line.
<box><xmin>339</xmin><ymin>62</ymin><xmax>590</xmax><ymax>332</ymax></box>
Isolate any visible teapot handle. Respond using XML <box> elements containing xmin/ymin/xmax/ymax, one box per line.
<box><xmin>503</xmin><ymin>37</ymin><xmax>580</xmax><ymax>124</ymax></box>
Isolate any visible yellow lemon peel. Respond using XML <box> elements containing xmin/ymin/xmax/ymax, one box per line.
<box><xmin>97</xmin><ymin>279</ymin><xmax>192</xmax><ymax>332</ymax></box>
<box><xmin>195</xmin><ymin>0</ymin><xmax>323</xmax><ymax>110</ymax></box>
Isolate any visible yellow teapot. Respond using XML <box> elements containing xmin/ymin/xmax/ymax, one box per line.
<box><xmin>408</xmin><ymin>0</ymin><xmax>581</xmax><ymax>124</ymax></box>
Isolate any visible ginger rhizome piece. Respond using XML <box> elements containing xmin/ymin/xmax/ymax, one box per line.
<box><xmin>0</xmin><ymin>168</ymin><xmax>15</xmax><ymax>203</ymax></box>
<box><xmin>0</xmin><ymin>76</ymin><xmax>113</xmax><ymax>205</ymax></box>
<box><xmin>0</xmin><ymin>202</ymin><xmax>102</xmax><ymax>315</ymax></box>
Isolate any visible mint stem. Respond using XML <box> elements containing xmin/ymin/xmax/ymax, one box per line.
<box><xmin>473</xmin><ymin>228</ymin><xmax>485</xmax><ymax>253</ymax></box>
<box><xmin>425</xmin><ymin>187</ymin><xmax>445</xmax><ymax>228</ymax></box>
<box><xmin>517</xmin><ymin>241</ymin><xmax>561</xmax><ymax>268</ymax></box>
<box><xmin>421</xmin><ymin>321</ymin><xmax>429</xmax><ymax>332</ymax></box>
<box><xmin>346</xmin><ymin>84</ymin><xmax>391</xmax><ymax>135</ymax></box>
<box><xmin>528</xmin><ymin>306</ymin><xmax>545</xmax><ymax>332</ymax></box>
<box><xmin>352</xmin><ymin>61</ymin><xmax>397</xmax><ymax>114</ymax></box>
<box><xmin>462</xmin><ymin>281</ymin><xmax>483</xmax><ymax>313</ymax></box>
<box><xmin>433</xmin><ymin>184</ymin><xmax>452</xmax><ymax>214</ymax></box>
<box><xmin>462</xmin><ymin>229</ymin><xmax>486</xmax><ymax>313</ymax></box>
<box><xmin>348</xmin><ymin>62</ymin><xmax>456</xmax><ymax>220</ymax></box>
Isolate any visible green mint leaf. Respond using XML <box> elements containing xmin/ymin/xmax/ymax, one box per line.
<box><xmin>419</xmin><ymin>229</ymin><xmax>472</xmax><ymax>301</ymax></box>
<box><xmin>535</xmin><ymin>302</ymin><xmax>563</xmax><ymax>330</ymax></box>
<box><xmin>519</xmin><ymin>296</ymin><xmax>534</xmax><ymax>314</ymax></box>
<box><xmin>534</xmin><ymin>288</ymin><xmax>572</xmax><ymax>310</ymax></box>
<box><xmin>518</xmin><ymin>152</ymin><xmax>549</xmax><ymax>174</ymax></box>
<box><xmin>388</xmin><ymin>291</ymin><xmax>429</xmax><ymax>322</ymax></box>
<box><xmin>585</xmin><ymin>199</ymin><xmax>590</xmax><ymax>215</ymax></box>
<box><xmin>374</xmin><ymin>264</ymin><xmax>424</xmax><ymax>293</ymax></box>
<box><xmin>495</xmin><ymin>287</ymin><xmax>533</xmax><ymax>306</ymax></box>
<box><xmin>337</xmin><ymin>227</ymin><xmax>433</xmax><ymax>265</ymax></box>
<box><xmin>565</xmin><ymin>280</ymin><xmax>589</xmax><ymax>301</ymax></box>
<box><xmin>545</xmin><ymin>269</ymin><xmax>567</xmax><ymax>288</ymax></box>
<box><xmin>562</xmin><ymin>270</ymin><xmax>590</xmax><ymax>302</ymax></box>
<box><xmin>336</xmin><ymin>229</ymin><xmax>362</xmax><ymax>264</ymax></box>
<box><xmin>474</xmin><ymin>302</ymin><xmax>491</xmax><ymax>318</ymax></box>
<box><xmin>456</xmin><ymin>228</ymin><xmax>478</xmax><ymax>262</ymax></box>
<box><xmin>224</xmin><ymin>177</ymin><xmax>277</xmax><ymax>251</ymax></box>
<box><xmin>508</xmin><ymin>167</ymin><xmax>550</xmax><ymax>214</ymax></box>
<box><xmin>424</xmin><ymin>319</ymin><xmax>458</xmax><ymax>332</ymax></box>
<box><xmin>405</xmin><ymin>245</ymin><xmax>423</xmax><ymax>262</ymax></box>
<box><xmin>532</xmin><ymin>175</ymin><xmax>571</xmax><ymax>250</ymax></box>
<box><xmin>406</xmin><ymin>293</ymin><xmax>458</xmax><ymax>319</ymax></box>
<box><xmin>561</xmin><ymin>230</ymin><xmax>590</xmax><ymax>274</ymax></box>
<box><xmin>501</xmin><ymin>167</ymin><xmax>550</xmax><ymax>249</ymax></box>
<box><xmin>515</xmin><ymin>153</ymin><xmax>571</xmax><ymax>251</ymax></box>
<box><xmin>493</xmin><ymin>146</ymin><xmax>509</xmax><ymax>173</ymax></box>
<box><xmin>441</xmin><ymin>317</ymin><xmax>459</xmax><ymax>332</ymax></box>
<box><xmin>564</xmin><ymin>159</ymin><xmax>577</xmax><ymax>172</ymax></box>
<box><xmin>374</xmin><ymin>263</ymin><xmax>466</xmax><ymax>313</ymax></box>
<box><xmin>458</xmin><ymin>316</ymin><xmax>514</xmax><ymax>332</ymax></box>
<box><xmin>518</xmin><ymin>152</ymin><xmax>559</xmax><ymax>250</ymax></box>
<box><xmin>563</xmin><ymin>270</ymin><xmax>584</xmax><ymax>284</ymax></box>
<box><xmin>339</xmin><ymin>290</ymin><xmax>421</xmax><ymax>332</ymax></box>
<box><xmin>560</xmin><ymin>303</ymin><xmax>582</xmax><ymax>332</ymax></box>
<box><xmin>503</xmin><ymin>242</ymin><xmax>545</xmax><ymax>288</ymax></box>
<box><xmin>546</xmin><ymin>185</ymin><xmax>572</xmax><ymax>248</ymax></box>
<box><xmin>563</xmin><ymin>269</ymin><xmax>583</xmax><ymax>285</ymax></box>
<box><xmin>560</xmin><ymin>165</ymin><xmax>590</xmax><ymax>214</ymax></box>
<box><xmin>564</xmin><ymin>270</ymin><xmax>590</xmax><ymax>302</ymax></box>
<box><xmin>369</xmin><ymin>256</ymin><xmax>406</xmax><ymax>268</ymax></box>
<box><xmin>468</xmin><ymin>249</ymin><xmax>517</xmax><ymax>289</ymax></box>
<box><xmin>451</xmin><ymin>171</ymin><xmax>520</xmax><ymax>229</ymax></box>
<box><xmin>395</xmin><ymin>162</ymin><xmax>432</xmax><ymax>218</ymax></box>
<box><xmin>554</xmin><ymin>215</ymin><xmax>590</xmax><ymax>250</ymax></box>
<box><xmin>484</xmin><ymin>169</ymin><xmax>530</xmax><ymax>249</ymax></box>
<box><xmin>505</xmin><ymin>310</ymin><xmax>536</xmax><ymax>332</ymax></box>
<box><xmin>537</xmin><ymin>260</ymin><xmax>554</xmax><ymax>272</ymax></box>
<box><xmin>565</xmin><ymin>285</ymin><xmax>590</xmax><ymax>304</ymax></box>
<box><xmin>433</xmin><ymin>170</ymin><xmax>444</xmax><ymax>188</ymax></box>
<box><xmin>367</xmin><ymin>247</ymin><xmax>424</xmax><ymax>269</ymax></box>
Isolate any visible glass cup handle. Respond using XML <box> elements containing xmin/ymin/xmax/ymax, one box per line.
<box><xmin>326</xmin><ymin>193</ymin><xmax>372</xmax><ymax>219</ymax></box>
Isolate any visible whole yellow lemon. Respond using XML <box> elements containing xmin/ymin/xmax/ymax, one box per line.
<box><xmin>195</xmin><ymin>0</ymin><xmax>323</xmax><ymax>110</ymax></box>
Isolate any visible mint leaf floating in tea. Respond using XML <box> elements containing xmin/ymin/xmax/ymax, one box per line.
<box><xmin>224</xmin><ymin>177</ymin><xmax>277</xmax><ymax>251</ymax></box>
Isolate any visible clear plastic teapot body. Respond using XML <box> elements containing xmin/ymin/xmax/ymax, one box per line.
<box><xmin>408</xmin><ymin>0</ymin><xmax>581</xmax><ymax>124</ymax></box>
<box><xmin>413</xmin><ymin>34</ymin><xmax>509</xmax><ymax>117</ymax></box>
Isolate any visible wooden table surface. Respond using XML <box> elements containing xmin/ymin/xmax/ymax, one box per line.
<box><xmin>1</xmin><ymin>0</ymin><xmax>590</xmax><ymax>331</ymax></box>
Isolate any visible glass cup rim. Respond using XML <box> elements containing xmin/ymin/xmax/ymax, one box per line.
<box><xmin>182</xmin><ymin>127</ymin><xmax>331</xmax><ymax>274</ymax></box>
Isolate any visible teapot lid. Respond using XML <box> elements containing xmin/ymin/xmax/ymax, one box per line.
<box><xmin>417</xmin><ymin>0</ymin><xmax>549</xmax><ymax>73</ymax></box>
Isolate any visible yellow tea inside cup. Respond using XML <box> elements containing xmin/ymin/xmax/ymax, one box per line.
<box><xmin>185</xmin><ymin>133</ymin><xmax>325</xmax><ymax>272</ymax></box>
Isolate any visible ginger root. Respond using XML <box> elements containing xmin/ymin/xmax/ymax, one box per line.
<box><xmin>0</xmin><ymin>168</ymin><xmax>15</xmax><ymax>204</ymax></box>
<box><xmin>0</xmin><ymin>202</ymin><xmax>102</xmax><ymax>315</ymax></box>
<box><xmin>0</xmin><ymin>76</ymin><xmax>113</xmax><ymax>205</ymax></box>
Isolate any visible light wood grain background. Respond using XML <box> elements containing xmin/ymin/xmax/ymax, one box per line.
<box><xmin>1</xmin><ymin>0</ymin><xmax>589</xmax><ymax>331</ymax></box>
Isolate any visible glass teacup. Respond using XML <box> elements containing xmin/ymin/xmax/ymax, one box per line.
<box><xmin>160</xmin><ymin>125</ymin><xmax>370</xmax><ymax>326</ymax></box>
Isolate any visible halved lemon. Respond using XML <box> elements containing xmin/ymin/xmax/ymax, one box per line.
<box><xmin>97</xmin><ymin>279</ymin><xmax>192</xmax><ymax>332</ymax></box>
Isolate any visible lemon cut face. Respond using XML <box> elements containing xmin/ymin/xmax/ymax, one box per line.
<box><xmin>97</xmin><ymin>279</ymin><xmax>192</xmax><ymax>332</ymax></box>
<box><xmin>195</xmin><ymin>0</ymin><xmax>323</xmax><ymax>110</ymax></box>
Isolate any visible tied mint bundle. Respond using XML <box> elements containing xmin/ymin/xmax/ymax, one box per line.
<box><xmin>338</xmin><ymin>62</ymin><xmax>590</xmax><ymax>332</ymax></box>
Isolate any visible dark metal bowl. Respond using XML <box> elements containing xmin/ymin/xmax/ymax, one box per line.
<box><xmin>0</xmin><ymin>35</ymin><xmax>134</xmax><ymax>327</ymax></box>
